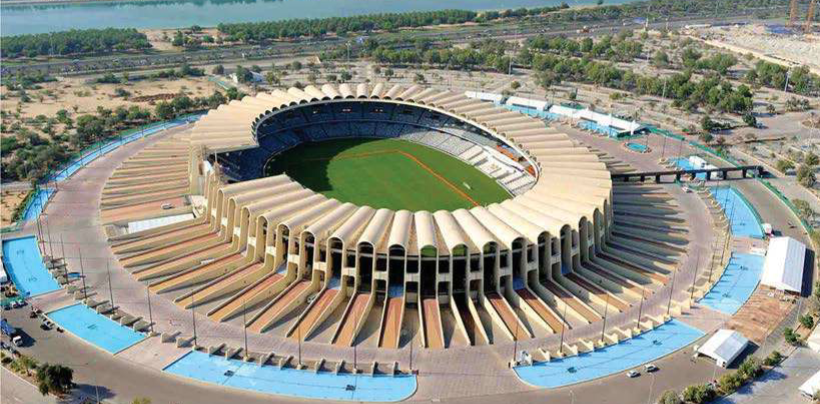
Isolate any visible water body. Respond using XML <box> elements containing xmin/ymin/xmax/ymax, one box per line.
<box><xmin>1</xmin><ymin>0</ymin><xmax>630</xmax><ymax>36</ymax></box>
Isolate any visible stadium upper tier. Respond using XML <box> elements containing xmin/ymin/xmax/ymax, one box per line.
<box><xmin>105</xmin><ymin>83</ymin><xmax>629</xmax><ymax>349</ymax></box>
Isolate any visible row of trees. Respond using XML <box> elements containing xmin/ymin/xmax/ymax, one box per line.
<box><xmin>528</xmin><ymin>52</ymin><xmax>754</xmax><ymax>113</ymax></box>
<box><xmin>2</xmin><ymin>28</ymin><xmax>151</xmax><ymax>58</ymax></box>
<box><xmin>1</xmin><ymin>89</ymin><xmax>235</xmax><ymax>183</ymax></box>
<box><xmin>745</xmin><ymin>61</ymin><xmax>819</xmax><ymax>96</ymax></box>
<box><xmin>525</xmin><ymin>33</ymin><xmax>643</xmax><ymax>63</ymax></box>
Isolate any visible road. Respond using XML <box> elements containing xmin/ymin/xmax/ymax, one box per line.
<box><xmin>3</xmin><ymin>14</ymin><xmax>764</xmax><ymax>77</ymax></box>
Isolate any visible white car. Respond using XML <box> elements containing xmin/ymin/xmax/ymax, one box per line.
<box><xmin>644</xmin><ymin>364</ymin><xmax>658</xmax><ymax>372</ymax></box>
<box><xmin>626</xmin><ymin>370</ymin><xmax>640</xmax><ymax>378</ymax></box>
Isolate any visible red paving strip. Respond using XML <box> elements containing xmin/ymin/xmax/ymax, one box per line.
<box><xmin>422</xmin><ymin>297</ymin><xmax>444</xmax><ymax>349</ymax></box>
<box><xmin>290</xmin><ymin>288</ymin><xmax>338</xmax><ymax>340</ymax></box>
<box><xmin>566</xmin><ymin>273</ymin><xmax>629</xmax><ymax>312</ymax></box>
<box><xmin>486</xmin><ymin>292</ymin><xmax>530</xmax><ymax>340</ymax></box>
<box><xmin>208</xmin><ymin>272</ymin><xmax>283</xmax><ymax>322</ymax></box>
<box><xmin>334</xmin><ymin>293</ymin><xmax>370</xmax><ymax>346</ymax></box>
<box><xmin>248</xmin><ymin>280</ymin><xmax>311</xmax><ymax>333</ymax></box>
<box><xmin>516</xmin><ymin>288</ymin><xmax>564</xmax><ymax>332</ymax></box>
<box><xmin>380</xmin><ymin>296</ymin><xmax>403</xmax><ymax>348</ymax></box>
<box><xmin>543</xmin><ymin>283</ymin><xmax>599</xmax><ymax>323</ymax></box>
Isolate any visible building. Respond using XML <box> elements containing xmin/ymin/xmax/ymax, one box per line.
<box><xmin>761</xmin><ymin>237</ymin><xmax>806</xmax><ymax>295</ymax></box>
<box><xmin>100</xmin><ymin>83</ymin><xmax>688</xmax><ymax>351</ymax></box>
<box><xmin>696</xmin><ymin>329</ymin><xmax>750</xmax><ymax>368</ymax></box>
<box><xmin>808</xmin><ymin>325</ymin><xmax>820</xmax><ymax>353</ymax></box>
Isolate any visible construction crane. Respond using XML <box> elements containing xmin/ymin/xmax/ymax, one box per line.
<box><xmin>789</xmin><ymin>0</ymin><xmax>800</xmax><ymax>27</ymax></box>
<box><xmin>807</xmin><ymin>0</ymin><xmax>817</xmax><ymax>32</ymax></box>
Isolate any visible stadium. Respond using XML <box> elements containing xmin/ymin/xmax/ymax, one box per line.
<box><xmin>98</xmin><ymin>83</ymin><xmax>690</xmax><ymax>352</ymax></box>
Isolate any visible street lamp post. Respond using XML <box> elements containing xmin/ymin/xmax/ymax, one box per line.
<box><xmin>106</xmin><ymin>261</ymin><xmax>114</xmax><ymax>309</ymax></box>
<box><xmin>146</xmin><ymin>286</ymin><xmax>154</xmax><ymax>334</ymax></box>
<box><xmin>690</xmin><ymin>250</ymin><xmax>701</xmax><ymax>305</ymax></box>
<box><xmin>78</xmin><ymin>248</ymin><xmax>88</xmax><ymax>300</ymax></box>
<box><xmin>600</xmin><ymin>293</ymin><xmax>610</xmax><ymax>343</ymax></box>
<box><xmin>666</xmin><ymin>266</ymin><xmax>677</xmax><ymax>316</ymax></box>
<box><xmin>559</xmin><ymin>302</ymin><xmax>569</xmax><ymax>355</ymax></box>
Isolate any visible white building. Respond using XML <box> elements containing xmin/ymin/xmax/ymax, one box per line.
<box><xmin>761</xmin><ymin>237</ymin><xmax>806</xmax><ymax>294</ymax></box>
<box><xmin>696</xmin><ymin>329</ymin><xmax>750</xmax><ymax>368</ymax></box>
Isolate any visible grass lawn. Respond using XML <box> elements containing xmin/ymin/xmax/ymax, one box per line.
<box><xmin>264</xmin><ymin>138</ymin><xmax>509</xmax><ymax>211</ymax></box>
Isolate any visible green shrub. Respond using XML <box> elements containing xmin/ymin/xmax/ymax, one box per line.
<box><xmin>763</xmin><ymin>350</ymin><xmax>783</xmax><ymax>367</ymax></box>
<box><xmin>799</xmin><ymin>314</ymin><xmax>814</xmax><ymax>329</ymax></box>
<box><xmin>784</xmin><ymin>327</ymin><xmax>800</xmax><ymax>346</ymax></box>
<box><xmin>682</xmin><ymin>384</ymin><xmax>715</xmax><ymax>404</ymax></box>
<box><xmin>718</xmin><ymin>372</ymin><xmax>744</xmax><ymax>394</ymax></box>
<box><xmin>738</xmin><ymin>357</ymin><xmax>763</xmax><ymax>380</ymax></box>
<box><xmin>657</xmin><ymin>389</ymin><xmax>682</xmax><ymax>404</ymax></box>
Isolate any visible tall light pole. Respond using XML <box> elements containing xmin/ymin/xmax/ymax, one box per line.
<box><xmin>600</xmin><ymin>293</ymin><xmax>610</xmax><ymax>343</ymax></box>
<box><xmin>78</xmin><ymin>248</ymin><xmax>88</xmax><ymax>301</ymax></box>
<box><xmin>559</xmin><ymin>302</ymin><xmax>569</xmax><ymax>355</ymax></box>
<box><xmin>106</xmin><ymin>260</ymin><xmax>114</xmax><ymax>309</ymax></box>
<box><xmin>146</xmin><ymin>286</ymin><xmax>154</xmax><ymax>335</ymax></box>
<box><xmin>666</xmin><ymin>267</ymin><xmax>676</xmax><ymax>317</ymax></box>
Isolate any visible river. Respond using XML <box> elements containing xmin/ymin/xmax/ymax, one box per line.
<box><xmin>1</xmin><ymin>0</ymin><xmax>629</xmax><ymax>36</ymax></box>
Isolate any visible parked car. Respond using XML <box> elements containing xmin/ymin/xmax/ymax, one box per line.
<box><xmin>644</xmin><ymin>364</ymin><xmax>658</xmax><ymax>372</ymax></box>
<box><xmin>626</xmin><ymin>370</ymin><xmax>640</xmax><ymax>378</ymax></box>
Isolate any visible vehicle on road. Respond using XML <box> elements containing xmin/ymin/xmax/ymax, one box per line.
<box><xmin>644</xmin><ymin>364</ymin><xmax>658</xmax><ymax>372</ymax></box>
<box><xmin>626</xmin><ymin>370</ymin><xmax>640</xmax><ymax>378</ymax></box>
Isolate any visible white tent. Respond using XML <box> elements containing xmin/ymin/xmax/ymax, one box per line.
<box><xmin>505</xmin><ymin>96</ymin><xmax>549</xmax><ymax>111</ymax></box>
<box><xmin>464</xmin><ymin>91</ymin><xmax>505</xmax><ymax>104</ymax></box>
<box><xmin>761</xmin><ymin>237</ymin><xmax>806</xmax><ymax>294</ymax></box>
<box><xmin>696</xmin><ymin>329</ymin><xmax>749</xmax><ymax>368</ymax></box>
<box><xmin>799</xmin><ymin>370</ymin><xmax>820</xmax><ymax>398</ymax></box>
<box><xmin>809</xmin><ymin>326</ymin><xmax>820</xmax><ymax>353</ymax></box>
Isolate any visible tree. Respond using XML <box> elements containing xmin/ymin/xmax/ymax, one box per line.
<box><xmin>212</xmin><ymin>65</ymin><xmax>225</xmax><ymax>75</ymax></box>
<box><xmin>797</xmin><ymin>164</ymin><xmax>816</xmax><ymax>188</ymax></box>
<box><xmin>763</xmin><ymin>350</ymin><xmax>783</xmax><ymax>366</ymax></box>
<box><xmin>793</xmin><ymin>199</ymin><xmax>814</xmax><ymax>223</ymax></box>
<box><xmin>717</xmin><ymin>372</ymin><xmax>743</xmax><ymax>394</ymax></box>
<box><xmin>154</xmin><ymin>102</ymin><xmax>174</xmax><ymax>120</ymax></box>
<box><xmin>800</xmin><ymin>314</ymin><xmax>815</xmax><ymax>329</ymax></box>
<box><xmin>131</xmin><ymin>398</ymin><xmax>151</xmax><ymax>404</ymax></box>
<box><xmin>234</xmin><ymin>65</ymin><xmax>253</xmax><ymax>83</ymax></box>
<box><xmin>290</xmin><ymin>61</ymin><xmax>303</xmax><ymax>71</ymax></box>
<box><xmin>806</xmin><ymin>152</ymin><xmax>819</xmax><ymax>166</ymax></box>
<box><xmin>775</xmin><ymin>159</ymin><xmax>795</xmax><ymax>173</ymax></box>
<box><xmin>698</xmin><ymin>132</ymin><xmax>714</xmax><ymax>144</ymax></box>
<box><xmin>784</xmin><ymin>327</ymin><xmax>800</xmax><ymax>345</ymax></box>
<box><xmin>682</xmin><ymin>384</ymin><xmax>715</xmax><ymax>404</ymax></box>
<box><xmin>657</xmin><ymin>390</ymin><xmax>682</xmax><ymax>404</ymax></box>
<box><xmin>510</xmin><ymin>81</ymin><xmax>521</xmax><ymax>90</ymax></box>
<box><xmin>384</xmin><ymin>68</ymin><xmax>394</xmax><ymax>78</ymax></box>
<box><xmin>265</xmin><ymin>71</ymin><xmax>279</xmax><ymax>86</ymax></box>
<box><xmin>743</xmin><ymin>113</ymin><xmax>757</xmax><ymax>127</ymax></box>
<box><xmin>738</xmin><ymin>357</ymin><xmax>763</xmax><ymax>380</ymax></box>
<box><xmin>701</xmin><ymin>115</ymin><xmax>717</xmax><ymax>132</ymax></box>
<box><xmin>171</xmin><ymin>95</ymin><xmax>193</xmax><ymax>114</ymax></box>
<box><xmin>652</xmin><ymin>50</ymin><xmax>670</xmax><ymax>68</ymax></box>
<box><xmin>340</xmin><ymin>70</ymin><xmax>352</xmax><ymax>82</ymax></box>
<box><xmin>35</xmin><ymin>363</ymin><xmax>73</xmax><ymax>396</ymax></box>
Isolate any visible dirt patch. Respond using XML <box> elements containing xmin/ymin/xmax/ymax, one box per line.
<box><xmin>725</xmin><ymin>288</ymin><xmax>796</xmax><ymax>344</ymax></box>
<box><xmin>1</xmin><ymin>189</ymin><xmax>28</xmax><ymax>227</ymax></box>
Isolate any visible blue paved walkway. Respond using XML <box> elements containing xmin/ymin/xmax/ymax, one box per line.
<box><xmin>164</xmin><ymin>350</ymin><xmax>417</xmax><ymax>402</ymax></box>
<box><xmin>1</xmin><ymin>236</ymin><xmax>59</xmax><ymax>297</ymax></box>
<box><xmin>699</xmin><ymin>253</ymin><xmax>765</xmax><ymax>315</ymax></box>
<box><xmin>47</xmin><ymin>304</ymin><xmax>145</xmax><ymax>354</ymax></box>
<box><xmin>20</xmin><ymin>188</ymin><xmax>55</xmax><ymax>222</ymax></box>
<box><xmin>710</xmin><ymin>187</ymin><xmax>765</xmax><ymax>239</ymax></box>
<box><xmin>514</xmin><ymin>320</ymin><xmax>704</xmax><ymax>388</ymax></box>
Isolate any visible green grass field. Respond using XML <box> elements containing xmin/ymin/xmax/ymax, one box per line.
<box><xmin>264</xmin><ymin>138</ymin><xmax>510</xmax><ymax>211</ymax></box>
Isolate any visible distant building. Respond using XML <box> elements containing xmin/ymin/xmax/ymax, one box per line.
<box><xmin>696</xmin><ymin>329</ymin><xmax>749</xmax><ymax>368</ymax></box>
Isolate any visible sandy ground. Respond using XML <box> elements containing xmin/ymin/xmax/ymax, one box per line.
<box><xmin>1</xmin><ymin>76</ymin><xmax>217</xmax><ymax>135</ymax></box>
<box><xmin>1</xmin><ymin>190</ymin><xmax>28</xmax><ymax>227</ymax></box>
<box><xmin>692</xmin><ymin>24</ymin><xmax>820</xmax><ymax>73</ymax></box>
<box><xmin>142</xmin><ymin>27</ymin><xmax>224</xmax><ymax>51</ymax></box>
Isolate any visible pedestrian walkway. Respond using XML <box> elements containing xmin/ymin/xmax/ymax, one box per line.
<box><xmin>710</xmin><ymin>187</ymin><xmax>765</xmax><ymax>239</ymax></box>
<box><xmin>699</xmin><ymin>253</ymin><xmax>766</xmax><ymax>315</ymax></box>
<box><xmin>164</xmin><ymin>350</ymin><xmax>417</xmax><ymax>402</ymax></box>
<box><xmin>1</xmin><ymin>235</ymin><xmax>59</xmax><ymax>297</ymax></box>
<box><xmin>514</xmin><ymin>320</ymin><xmax>705</xmax><ymax>389</ymax></box>
<box><xmin>47</xmin><ymin>303</ymin><xmax>146</xmax><ymax>354</ymax></box>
